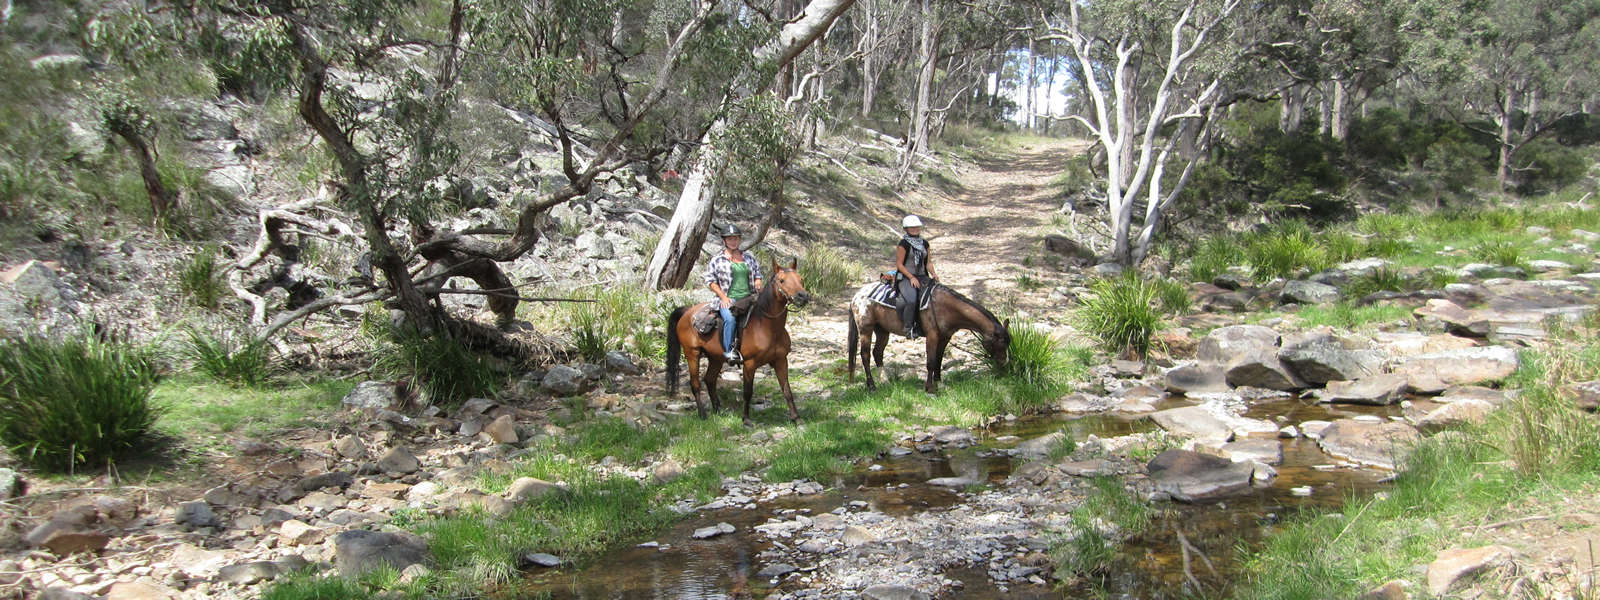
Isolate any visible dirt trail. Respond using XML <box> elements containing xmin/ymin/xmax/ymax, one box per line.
<box><xmin>782</xmin><ymin>139</ymin><xmax>1091</xmax><ymax>378</ymax></box>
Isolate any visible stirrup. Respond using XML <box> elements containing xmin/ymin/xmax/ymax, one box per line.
<box><xmin>726</xmin><ymin>348</ymin><xmax>743</xmax><ymax>363</ymax></box>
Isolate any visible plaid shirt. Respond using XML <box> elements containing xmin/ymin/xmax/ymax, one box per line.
<box><xmin>704</xmin><ymin>251</ymin><xmax>763</xmax><ymax>297</ymax></box>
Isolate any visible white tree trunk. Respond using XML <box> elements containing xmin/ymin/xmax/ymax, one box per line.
<box><xmin>1497</xmin><ymin>86</ymin><xmax>1515</xmax><ymax>189</ymax></box>
<box><xmin>1330</xmin><ymin>79</ymin><xmax>1350</xmax><ymax>140</ymax></box>
<box><xmin>896</xmin><ymin>0</ymin><xmax>936</xmax><ymax>181</ymax></box>
<box><xmin>860</xmin><ymin>0</ymin><xmax>878</xmax><ymax>118</ymax></box>
<box><xmin>1025</xmin><ymin>37</ymin><xmax>1037</xmax><ymax>130</ymax></box>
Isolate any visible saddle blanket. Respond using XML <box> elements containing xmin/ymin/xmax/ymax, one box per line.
<box><xmin>867</xmin><ymin>282</ymin><xmax>934</xmax><ymax>310</ymax></box>
<box><xmin>691</xmin><ymin>303</ymin><xmax>720</xmax><ymax>334</ymax></box>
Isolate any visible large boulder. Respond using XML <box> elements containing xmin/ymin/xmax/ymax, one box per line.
<box><xmin>1414</xmin><ymin>299</ymin><xmax>1491</xmax><ymax>337</ymax></box>
<box><xmin>1320</xmin><ymin>374</ymin><xmax>1409</xmax><ymax>405</ymax></box>
<box><xmin>1147</xmin><ymin>449</ymin><xmax>1256</xmax><ymax>503</ymax></box>
<box><xmin>1278</xmin><ymin>339</ymin><xmax>1382</xmax><ymax>385</ymax></box>
<box><xmin>1316</xmin><ymin>419</ymin><xmax>1421</xmax><ymax>469</ymax></box>
<box><xmin>1150</xmin><ymin>405</ymin><xmax>1277</xmax><ymax>442</ymax></box>
<box><xmin>1224</xmin><ymin>352</ymin><xmax>1307</xmax><ymax>391</ymax></box>
<box><xmin>541</xmin><ymin>365</ymin><xmax>590</xmax><ymax>396</ymax></box>
<box><xmin>1414</xmin><ymin>399</ymin><xmax>1496</xmax><ymax>428</ymax></box>
<box><xmin>1282</xmin><ymin>280</ymin><xmax>1340</xmax><ymax>305</ymax></box>
<box><xmin>342</xmin><ymin>381</ymin><xmax>402</xmax><ymax>411</ymax></box>
<box><xmin>1390</xmin><ymin>346</ymin><xmax>1519</xmax><ymax>389</ymax></box>
<box><xmin>1197</xmin><ymin>325</ymin><xmax>1279</xmax><ymax>364</ymax></box>
<box><xmin>1162</xmin><ymin>363</ymin><xmax>1230</xmax><ymax>395</ymax></box>
<box><xmin>334</xmin><ymin>530</ymin><xmax>431</xmax><ymax>578</ymax></box>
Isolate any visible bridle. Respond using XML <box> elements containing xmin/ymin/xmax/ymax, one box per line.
<box><xmin>759</xmin><ymin>270</ymin><xmax>806</xmax><ymax>319</ymax></box>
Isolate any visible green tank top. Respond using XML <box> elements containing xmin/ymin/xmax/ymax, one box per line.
<box><xmin>728</xmin><ymin>261</ymin><xmax>753</xmax><ymax>299</ymax></box>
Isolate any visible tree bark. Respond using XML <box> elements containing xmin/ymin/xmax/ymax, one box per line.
<box><xmin>105</xmin><ymin>121</ymin><xmax>175</xmax><ymax>226</ymax></box>
<box><xmin>1330</xmin><ymin>79</ymin><xmax>1350</xmax><ymax>141</ymax></box>
<box><xmin>859</xmin><ymin>0</ymin><xmax>878</xmax><ymax>118</ymax></box>
<box><xmin>896</xmin><ymin>0</ymin><xmax>937</xmax><ymax>182</ymax></box>
<box><xmin>1279</xmin><ymin>81</ymin><xmax>1307</xmax><ymax>133</ymax></box>
<box><xmin>1497</xmin><ymin>86</ymin><xmax>1515</xmax><ymax>189</ymax></box>
<box><xmin>1025</xmin><ymin>36</ymin><xmax>1037</xmax><ymax>130</ymax></box>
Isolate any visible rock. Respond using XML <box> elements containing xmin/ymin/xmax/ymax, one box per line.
<box><xmin>1147</xmin><ymin>450</ymin><xmax>1255</xmax><ymax>503</ymax></box>
<box><xmin>218</xmin><ymin>561</ymin><xmax>282</xmax><ymax>585</ymax></box>
<box><xmin>481</xmin><ymin>415</ymin><xmax>520</xmax><ymax>444</ymax></box>
<box><xmin>105</xmin><ymin>581</ymin><xmax>177</xmax><ymax>600</ymax></box>
<box><xmin>541</xmin><ymin>365</ymin><xmax>590</xmax><ymax>396</ymax></box>
<box><xmin>39</xmin><ymin>589</ymin><xmax>96</xmax><ymax>600</ymax></box>
<box><xmin>1282</xmin><ymin>280</ymin><xmax>1340</xmax><ymax>305</ymax></box>
<box><xmin>575</xmin><ymin>231</ymin><xmax>614</xmax><ymax>259</ymax></box>
<box><xmin>406</xmin><ymin>481</ymin><xmax>441</xmax><ymax>503</ymax></box>
<box><xmin>1222</xmin><ymin>439</ymin><xmax>1283</xmax><ymax>465</ymax></box>
<box><xmin>335</xmin><ymin>529</ymin><xmax>432</xmax><ymax>578</ymax></box>
<box><xmin>506</xmin><ymin>477</ymin><xmax>562</xmax><ymax>503</ymax></box>
<box><xmin>1565</xmin><ymin>380</ymin><xmax>1600</xmax><ymax>411</ymax></box>
<box><xmin>1415</xmin><ymin>399</ymin><xmax>1496</xmax><ymax>428</ymax></box>
<box><xmin>1093</xmin><ymin>262</ymin><xmax>1125</xmax><ymax>277</ymax></box>
<box><xmin>692</xmin><ymin>522</ymin><xmax>736</xmax><ymax>539</ymax></box>
<box><xmin>1056</xmin><ymin>392</ymin><xmax>1111</xmax><ymax>413</ymax></box>
<box><xmin>1163</xmin><ymin>363</ymin><xmax>1230</xmax><ymax>395</ymax></box>
<box><xmin>755</xmin><ymin>562</ymin><xmax>799</xmax><ymax>578</ymax></box>
<box><xmin>174</xmin><ymin>501</ymin><xmax>220</xmax><ymax>528</ymax></box>
<box><xmin>1015</xmin><ymin>431</ymin><xmax>1068</xmax><ymax>459</ymax></box>
<box><xmin>862</xmin><ymin>584</ymin><xmax>932</xmax><ymax>600</ymax></box>
<box><xmin>1414</xmin><ymin>299</ymin><xmax>1490</xmax><ymax>337</ymax></box>
<box><xmin>169</xmin><ymin>543</ymin><xmax>230</xmax><ymax>577</ymax></box>
<box><xmin>40</xmin><ymin>530</ymin><xmax>110</xmax><ymax>556</ymax></box>
<box><xmin>1371</xmin><ymin>332</ymin><xmax>1479</xmax><ymax>357</ymax></box>
<box><xmin>279</xmin><ymin>520</ymin><xmax>327</xmax><ymax>545</ymax></box>
<box><xmin>1197</xmin><ymin>325</ymin><xmax>1280</xmax><ymax>364</ymax></box>
<box><xmin>1212</xmin><ymin>273</ymin><xmax>1250</xmax><ymax>290</ymax></box>
<box><xmin>1316</xmin><ymin>419</ymin><xmax>1421</xmax><ymax>469</ymax></box>
<box><xmin>342</xmin><ymin>381</ymin><xmax>402</xmax><ymax>411</ymax></box>
<box><xmin>1299</xmin><ymin>420</ymin><xmax>1332</xmax><ymax>439</ymax></box>
<box><xmin>332</xmin><ymin>436</ymin><xmax>366</xmax><ymax>459</ymax></box>
<box><xmin>1528</xmin><ymin>259</ymin><xmax>1570</xmax><ymax>273</ymax></box>
<box><xmin>361</xmin><ymin>481</ymin><xmax>411</xmax><ymax>500</ymax></box>
<box><xmin>1359</xmin><ymin>580</ymin><xmax>1411</xmax><ymax>600</ymax></box>
<box><xmin>1151</xmin><ymin>405</ymin><xmax>1255</xmax><ymax>442</ymax></box>
<box><xmin>927</xmin><ymin>475</ymin><xmax>982</xmax><ymax>487</ymax></box>
<box><xmin>604</xmin><ymin>350</ymin><xmax>644</xmax><ymax>375</ymax></box>
<box><xmin>299</xmin><ymin>491</ymin><xmax>347</xmax><ymax>512</ymax></box>
<box><xmin>1391</xmin><ymin>346</ymin><xmax>1519</xmax><ymax>388</ymax></box>
<box><xmin>377</xmin><ymin>446</ymin><xmax>421</xmax><ymax>474</ymax></box>
<box><xmin>1224</xmin><ymin>351</ymin><xmax>1307</xmax><ymax>391</ymax></box>
<box><xmin>1279</xmin><ymin>340</ymin><xmax>1382</xmax><ymax>385</ymax></box>
<box><xmin>1321</xmin><ymin>374</ymin><xmax>1409</xmax><ymax>405</ymax></box>
<box><xmin>1109</xmin><ymin>359</ymin><xmax>1144</xmax><ymax>377</ymax></box>
<box><xmin>0</xmin><ymin>467</ymin><xmax>24</xmax><ymax>499</ymax></box>
<box><xmin>1427</xmin><ymin>545</ymin><xmax>1514</xmax><ymax>596</ymax></box>
<box><xmin>841</xmin><ymin>525</ymin><xmax>878</xmax><ymax>546</ymax></box>
<box><xmin>651</xmin><ymin>458</ymin><xmax>686</xmax><ymax>483</ymax></box>
<box><xmin>1043</xmin><ymin>234</ymin><xmax>1094</xmax><ymax>259</ymax></box>
<box><xmin>523</xmin><ymin>552</ymin><xmax>561</xmax><ymax>568</ymax></box>
<box><xmin>298</xmin><ymin>471</ymin><xmax>354</xmax><ymax>492</ymax></box>
<box><xmin>929</xmin><ymin>425</ymin><xmax>976</xmax><ymax>446</ymax></box>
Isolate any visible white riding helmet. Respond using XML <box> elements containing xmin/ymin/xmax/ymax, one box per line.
<box><xmin>902</xmin><ymin>215</ymin><xmax>924</xmax><ymax>228</ymax></box>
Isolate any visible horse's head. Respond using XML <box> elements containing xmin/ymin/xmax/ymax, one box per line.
<box><xmin>984</xmin><ymin>318</ymin><xmax>1012</xmax><ymax>366</ymax></box>
<box><xmin>771</xmin><ymin>257</ymin><xmax>812</xmax><ymax>309</ymax></box>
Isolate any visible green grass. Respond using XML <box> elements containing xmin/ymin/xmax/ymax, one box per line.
<box><xmin>1077</xmin><ymin>273</ymin><xmax>1165</xmax><ymax>358</ymax></box>
<box><xmin>177</xmin><ymin>246</ymin><xmax>227</xmax><ymax>310</ymax></box>
<box><xmin>185</xmin><ymin>327</ymin><xmax>273</xmax><ymax>386</ymax></box>
<box><xmin>993</xmin><ymin>321</ymin><xmax>1091</xmax><ymax>398</ymax></box>
<box><xmin>1294</xmin><ymin>301</ymin><xmax>1412</xmax><ymax>330</ymax></box>
<box><xmin>1239</xmin><ymin>312</ymin><xmax>1600</xmax><ymax>599</ymax></box>
<box><xmin>372</xmin><ymin>328</ymin><xmax>501</xmax><ymax>407</ymax></box>
<box><xmin>154</xmin><ymin>375</ymin><xmax>354</xmax><ymax>439</ymax></box>
<box><xmin>1244</xmin><ymin>222</ymin><xmax>1331</xmax><ymax>282</ymax></box>
<box><xmin>1470</xmin><ymin>239</ymin><xmax>1527</xmax><ymax>268</ymax></box>
<box><xmin>797</xmin><ymin>243</ymin><xmax>863</xmax><ymax>300</ymax></box>
<box><xmin>1050</xmin><ymin>476</ymin><xmax>1153</xmax><ymax>582</ymax></box>
<box><xmin>0</xmin><ymin>335</ymin><xmax>164</xmax><ymax>472</ymax></box>
<box><xmin>1153</xmin><ymin>278</ymin><xmax>1192</xmax><ymax>315</ymax></box>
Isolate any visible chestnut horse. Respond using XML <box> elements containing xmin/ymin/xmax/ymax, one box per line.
<box><xmin>847</xmin><ymin>282</ymin><xmax>1010</xmax><ymax>392</ymax></box>
<box><xmin>667</xmin><ymin>258</ymin><xmax>813</xmax><ymax>424</ymax></box>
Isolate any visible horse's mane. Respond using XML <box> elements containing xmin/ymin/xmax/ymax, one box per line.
<box><xmin>749</xmin><ymin>267</ymin><xmax>782</xmax><ymax>319</ymax></box>
<box><xmin>934</xmin><ymin>284</ymin><xmax>1005</xmax><ymax>335</ymax></box>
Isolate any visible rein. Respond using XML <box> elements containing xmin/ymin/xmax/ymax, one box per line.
<box><xmin>758</xmin><ymin>281</ymin><xmax>791</xmax><ymax>320</ymax></box>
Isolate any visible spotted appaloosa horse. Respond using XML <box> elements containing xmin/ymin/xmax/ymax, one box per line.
<box><xmin>667</xmin><ymin>258</ymin><xmax>813</xmax><ymax>424</ymax></box>
<box><xmin>848</xmin><ymin>282</ymin><xmax>1009</xmax><ymax>392</ymax></box>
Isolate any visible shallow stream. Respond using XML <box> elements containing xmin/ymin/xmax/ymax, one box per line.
<box><xmin>528</xmin><ymin>395</ymin><xmax>1398</xmax><ymax>599</ymax></box>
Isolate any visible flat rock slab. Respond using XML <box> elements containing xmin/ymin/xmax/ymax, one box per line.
<box><xmin>1321</xmin><ymin>374</ymin><xmax>1409</xmax><ymax>405</ymax></box>
<box><xmin>1151</xmin><ymin>405</ymin><xmax>1277</xmax><ymax>442</ymax></box>
<box><xmin>334</xmin><ymin>529</ymin><xmax>431</xmax><ymax>578</ymax></box>
<box><xmin>1415</xmin><ymin>399</ymin><xmax>1496</xmax><ymax>428</ymax></box>
<box><xmin>692</xmin><ymin>522</ymin><xmax>736</xmax><ymax>539</ymax></box>
<box><xmin>1163</xmin><ymin>362</ymin><xmax>1230</xmax><ymax>395</ymax></box>
<box><xmin>1391</xmin><ymin>346</ymin><xmax>1519</xmax><ymax>388</ymax></box>
<box><xmin>1279</xmin><ymin>340</ymin><xmax>1382</xmax><ymax>385</ymax></box>
<box><xmin>1198</xmin><ymin>325</ymin><xmax>1280</xmax><ymax>364</ymax></box>
<box><xmin>1148</xmin><ymin>449</ymin><xmax>1256</xmax><ymax>503</ymax></box>
<box><xmin>1427</xmin><ymin>545</ymin><xmax>1515</xmax><ymax>596</ymax></box>
<box><xmin>863</xmin><ymin>585</ymin><xmax>932</xmax><ymax>600</ymax></box>
<box><xmin>1316</xmin><ymin>419</ymin><xmax>1421</xmax><ymax>469</ymax></box>
<box><xmin>1221</xmin><ymin>438</ymin><xmax>1283</xmax><ymax>465</ymax></box>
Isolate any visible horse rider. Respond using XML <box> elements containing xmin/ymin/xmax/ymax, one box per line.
<box><xmin>895</xmin><ymin>214</ymin><xmax>939</xmax><ymax>339</ymax></box>
<box><xmin>705</xmin><ymin>224</ymin><xmax>763</xmax><ymax>363</ymax></box>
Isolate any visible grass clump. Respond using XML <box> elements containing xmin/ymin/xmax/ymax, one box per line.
<box><xmin>1077</xmin><ymin>273</ymin><xmax>1164</xmax><ymax>358</ymax></box>
<box><xmin>992</xmin><ymin>321</ymin><xmax>1086</xmax><ymax>397</ymax></box>
<box><xmin>185</xmin><ymin>327</ymin><xmax>272</xmax><ymax>386</ymax></box>
<box><xmin>154</xmin><ymin>375</ymin><xmax>352</xmax><ymax>438</ymax></box>
<box><xmin>1050</xmin><ymin>476</ymin><xmax>1153</xmax><ymax>582</ymax></box>
<box><xmin>0</xmin><ymin>335</ymin><xmax>164</xmax><ymax>471</ymax></box>
<box><xmin>1152</xmin><ymin>278</ymin><xmax>1191</xmax><ymax>315</ymax></box>
<box><xmin>1470</xmin><ymin>239</ymin><xmax>1526</xmax><ymax>268</ymax></box>
<box><xmin>1244</xmin><ymin>222</ymin><xmax>1329</xmax><ymax>282</ymax></box>
<box><xmin>1187</xmin><ymin>236</ymin><xmax>1245</xmax><ymax>283</ymax></box>
<box><xmin>373</xmin><ymin>329</ymin><xmax>500</xmax><ymax>407</ymax></box>
<box><xmin>1295</xmin><ymin>301</ymin><xmax>1412</xmax><ymax>330</ymax></box>
<box><xmin>177</xmin><ymin>246</ymin><xmax>227</xmax><ymax>310</ymax></box>
<box><xmin>797</xmin><ymin>243</ymin><xmax>862</xmax><ymax>300</ymax></box>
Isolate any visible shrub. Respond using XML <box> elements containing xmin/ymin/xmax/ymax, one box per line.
<box><xmin>185</xmin><ymin>327</ymin><xmax>272</xmax><ymax>386</ymax></box>
<box><xmin>374</xmin><ymin>329</ymin><xmax>500</xmax><ymax>406</ymax></box>
<box><xmin>1077</xmin><ymin>274</ymin><xmax>1164</xmax><ymax>358</ymax></box>
<box><xmin>0</xmin><ymin>335</ymin><xmax>164</xmax><ymax>471</ymax></box>
<box><xmin>797</xmin><ymin>243</ymin><xmax>861</xmax><ymax>300</ymax></box>
<box><xmin>178</xmin><ymin>246</ymin><xmax>226</xmax><ymax>310</ymax></box>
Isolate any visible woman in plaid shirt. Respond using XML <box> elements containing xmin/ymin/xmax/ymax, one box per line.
<box><xmin>705</xmin><ymin>224</ymin><xmax>763</xmax><ymax>363</ymax></box>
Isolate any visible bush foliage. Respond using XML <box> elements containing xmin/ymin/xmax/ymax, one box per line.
<box><xmin>0</xmin><ymin>335</ymin><xmax>164</xmax><ymax>471</ymax></box>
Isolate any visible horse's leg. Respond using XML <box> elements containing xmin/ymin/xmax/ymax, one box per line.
<box><xmin>740</xmin><ymin>361</ymin><xmax>759</xmax><ymax>427</ymax></box>
<box><xmin>923</xmin><ymin>331</ymin><xmax>942</xmax><ymax>394</ymax></box>
<box><xmin>706</xmin><ymin>355</ymin><xmax>724</xmax><ymax>412</ymax></box>
<box><xmin>933</xmin><ymin>336</ymin><xmax>953</xmax><ymax>383</ymax></box>
<box><xmin>872</xmin><ymin>327</ymin><xmax>890</xmax><ymax>381</ymax></box>
<box><xmin>686</xmin><ymin>346</ymin><xmax>707</xmax><ymax>419</ymax></box>
<box><xmin>859</xmin><ymin>325</ymin><xmax>879</xmax><ymax>391</ymax></box>
<box><xmin>774</xmin><ymin>357</ymin><xmax>801</xmax><ymax>424</ymax></box>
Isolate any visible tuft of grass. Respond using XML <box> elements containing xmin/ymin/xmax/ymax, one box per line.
<box><xmin>1077</xmin><ymin>273</ymin><xmax>1165</xmax><ymax>358</ymax></box>
<box><xmin>1050</xmin><ymin>476</ymin><xmax>1152</xmax><ymax>581</ymax></box>
<box><xmin>373</xmin><ymin>329</ymin><xmax>500</xmax><ymax>407</ymax></box>
<box><xmin>1245</xmin><ymin>222</ymin><xmax>1330</xmax><ymax>282</ymax></box>
<box><xmin>992</xmin><ymin>321</ymin><xmax>1086</xmax><ymax>399</ymax></box>
<box><xmin>1363</xmin><ymin>237</ymin><xmax>1414</xmax><ymax>258</ymax></box>
<box><xmin>185</xmin><ymin>327</ymin><xmax>272</xmax><ymax>386</ymax></box>
<box><xmin>797</xmin><ymin>243</ymin><xmax>862</xmax><ymax>300</ymax></box>
<box><xmin>1470</xmin><ymin>239</ymin><xmax>1526</xmax><ymax>268</ymax></box>
<box><xmin>0</xmin><ymin>335</ymin><xmax>164</xmax><ymax>472</ymax></box>
<box><xmin>1295</xmin><ymin>301</ymin><xmax>1412</xmax><ymax>330</ymax></box>
<box><xmin>1152</xmin><ymin>278</ymin><xmax>1192</xmax><ymax>316</ymax></box>
<box><xmin>1188</xmin><ymin>236</ymin><xmax>1245</xmax><ymax>283</ymax></box>
<box><xmin>1344</xmin><ymin>267</ymin><xmax>1410</xmax><ymax>299</ymax></box>
<box><xmin>569</xmin><ymin>302</ymin><xmax>607</xmax><ymax>363</ymax></box>
<box><xmin>177</xmin><ymin>246</ymin><xmax>227</xmax><ymax>310</ymax></box>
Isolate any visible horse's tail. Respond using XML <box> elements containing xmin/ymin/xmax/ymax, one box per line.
<box><xmin>847</xmin><ymin>309</ymin><xmax>859</xmax><ymax>383</ymax></box>
<box><xmin>666</xmin><ymin>305</ymin><xmax>687</xmax><ymax>396</ymax></box>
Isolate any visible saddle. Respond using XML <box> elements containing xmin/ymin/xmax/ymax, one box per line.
<box><xmin>867</xmin><ymin>277</ymin><xmax>936</xmax><ymax>310</ymax></box>
<box><xmin>690</xmin><ymin>300</ymin><xmax>753</xmax><ymax>335</ymax></box>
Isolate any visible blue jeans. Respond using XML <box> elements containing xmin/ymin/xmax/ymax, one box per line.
<box><xmin>719</xmin><ymin>306</ymin><xmax>736</xmax><ymax>353</ymax></box>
